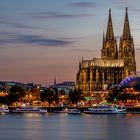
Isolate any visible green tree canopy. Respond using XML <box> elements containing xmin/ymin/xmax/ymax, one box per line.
<box><xmin>0</xmin><ymin>85</ymin><xmax>26</xmax><ymax>105</ymax></box>
<box><xmin>69</xmin><ymin>89</ymin><xmax>83</xmax><ymax>105</ymax></box>
<box><xmin>40</xmin><ymin>88</ymin><xmax>58</xmax><ymax>106</ymax></box>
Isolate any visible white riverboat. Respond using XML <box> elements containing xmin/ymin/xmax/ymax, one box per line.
<box><xmin>12</xmin><ymin>106</ymin><xmax>47</xmax><ymax>113</ymax></box>
<box><xmin>53</xmin><ymin>108</ymin><xmax>68</xmax><ymax>113</ymax></box>
<box><xmin>0</xmin><ymin>105</ymin><xmax>9</xmax><ymax>113</ymax></box>
<box><xmin>84</xmin><ymin>104</ymin><xmax>126</xmax><ymax>114</ymax></box>
<box><xmin>67</xmin><ymin>108</ymin><xmax>81</xmax><ymax>114</ymax></box>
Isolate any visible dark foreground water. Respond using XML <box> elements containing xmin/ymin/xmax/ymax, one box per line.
<box><xmin>0</xmin><ymin>113</ymin><xmax>140</xmax><ymax>140</ymax></box>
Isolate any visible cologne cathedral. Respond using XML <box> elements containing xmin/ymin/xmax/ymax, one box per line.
<box><xmin>76</xmin><ymin>8</ymin><xmax>136</xmax><ymax>95</ymax></box>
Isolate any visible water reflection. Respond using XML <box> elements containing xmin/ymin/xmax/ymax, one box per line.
<box><xmin>0</xmin><ymin>113</ymin><xmax>140</xmax><ymax>140</ymax></box>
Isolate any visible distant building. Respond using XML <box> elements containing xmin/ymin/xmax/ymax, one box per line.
<box><xmin>51</xmin><ymin>81</ymin><xmax>75</xmax><ymax>92</ymax></box>
<box><xmin>76</xmin><ymin>8</ymin><xmax>136</xmax><ymax>95</ymax></box>
<box><xmin>51</xmin><ymin>81</ymin><xmax>76</xmax><ymax>104</ymax></box>
<box><xmin>5</xmin><ymin>81</ymin><xmax>17</xmax><ymax>89</ymax></box>
<box><xmin>120</xmin><ymin>75</ymin><xmax>140</xmax><ymax>91</ymax></box>
<box><xmin>0</xmin><ymin>83</ymin><xmax>7</xmax><ymax>97</ymax></box>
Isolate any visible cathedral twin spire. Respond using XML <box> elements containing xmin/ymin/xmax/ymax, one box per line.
<box><xmin>106</xmin><ymin>8</ymin><xmax>131</xmax><ymax>40</ymax></box>
<box><xmin>106</xmin><ymin>9</ymin><xmax>114</xmax><ymax>40</ymax></box>
<box><xmin>119</xmin><ymin>7</ymin><xmax>136</xmax><ymax>76</ymax></box>
<box><xmin>101</xmin><ymin>7</ymin><xmax>133</xmax><ymax>60</ymax></box>
<box><xmin>101</xmin><ymin>7</ymin><xmax>136</xmax><ymax>76</ymax></box>
<box><xmin>101</xmin><ymin>8</ymin><xmax>117</xmax><ymax>60</ymax></box>
<box><xmin>122</xmin><ymin>7</ymin><xmax>131</xmax><ymax>40</ymax></box>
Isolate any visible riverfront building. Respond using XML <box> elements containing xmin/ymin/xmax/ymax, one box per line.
<box><xmin>76</xmin><ymin>8</ymin><xmax>136</xmax><ymax>95</ymax></box>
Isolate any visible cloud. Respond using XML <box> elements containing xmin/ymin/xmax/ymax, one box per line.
<box><xmin>35</xmin><ymin>63</ymin><xmax>73</xmax><ymax>70</ymax></box>
<box><xmin>0</xmin><ymin>39</ymin><xmax>12</xmax><ymax>45</ymax></box>
<box><xmin>129</xmin><ymin>8</ymin><xmax>140</xmax><ymax>12</ymax></box>
<box><xmin>0</xmin><ymin>19</ymin><xmax>35</xmax><ymax>29</ymax></box>
<box><xmin>73</xmin><ymin>48</ymin><xmax>97</xmax><ymax>53</ymax></box>
<box><xmin>31</xmin><ymin>11</ymin><xmax>93</xmax><ymax>19</ymax></box>
<box><xmin>17</xmin><ymin>35</ymin><xmax>71</xmax><ymax>46</ymax></box>
<box><xmin>10</xmin><ymin>23</ymin><xmax>34</xmax><ymax>29</ymax></box>
<box><xmin>110</xmin><ymin>0</ymin><xmax>140</xmax><ymax>10</ymax></box>
<box><xmin>69</xmin><ymin>2</ymin><xmax>97</xmax><ymax>8</ymax></box>
<box><xmin>0</xmin><ymin>32</ymin><xmax>72</xmax><ymax>47</ymax></box>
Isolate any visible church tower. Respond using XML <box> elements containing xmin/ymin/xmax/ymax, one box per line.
<box><xmin>101</xmin><ymin>9</ymin><xmax>118</xmax><ymax>60</ymax></box>
<box><xmin>119</xmin><ymin>7</ymin><xmax>136</xmax><ymax>77</ymax></box>
<box><xmin>76</xmin><ymin>8</ymin><xmax>137</xmax><ymax>94</ymax></box>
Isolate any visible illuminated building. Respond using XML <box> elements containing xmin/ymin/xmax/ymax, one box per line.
<box><xmin>120</xmin><ymin>75</ymin><xmax>140</xmax><ymax>91</ymax></box>
<box><xmin>51</xmin><ymin>81</ymin><xmax>75</xmax><ymax>103</ymax></box>
<box><xmin>76</xmin><ymin>8</ymin><xmax>136</xmax><ymax>95</ymax></box>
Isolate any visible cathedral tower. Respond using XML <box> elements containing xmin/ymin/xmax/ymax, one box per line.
<box><xmin>119</xmin><ymin>7</ymin><xmax>136</xmax><ymax>77</ymax></box>
<box><xmin>76</xmin><ymin>8</ymin><xmax>137</xmax><ymax>94</ymax></box>
<box><xmin>101</xmin><ymin>9</ymin><xmax>118</xmax><ymax>60</ymax></box>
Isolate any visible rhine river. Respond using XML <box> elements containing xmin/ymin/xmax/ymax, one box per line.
<box><xmin>0</xmin><ymin>113</ymin><xmax>140</xmax><ymax>140</ymax></box>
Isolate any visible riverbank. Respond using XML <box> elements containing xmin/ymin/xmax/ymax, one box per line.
<box><xmin>8</xmin><ymin>106</ymin><xmax>140</xmax><ymax>113</ymax></box>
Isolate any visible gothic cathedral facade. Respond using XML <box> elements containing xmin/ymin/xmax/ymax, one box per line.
<box><xmin>76</xmin><ymin>8</ymin><xmax>136</xmax><ymax>95</ymax></box>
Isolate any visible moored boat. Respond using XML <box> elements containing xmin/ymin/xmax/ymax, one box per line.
<box><xmin>11</xmin><ymin>106</ymin><xmax>47</xmax><ymax>113</ymax></box>
<box><xmin>0</xmin><ymin>105</ymin><xmax>9</xmax><ymax>113</ymax></box>
<box><xmin>67</xmin><ymin>108</ymin><xmax>81</xmax><ymax>114</ymax></box>
<box><xmin>53</xmin><ymin>108</ymin><xmax>68</xmax><ymax>113</ymax></box>
<box><xmin>84</xmin><ymin>104</ymin><xmax>126</xmax><ymax>114</ymax></box>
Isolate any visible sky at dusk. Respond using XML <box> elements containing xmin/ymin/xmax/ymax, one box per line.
<box><xmin>0</xmin><ymin>0</ymin><xmax>140</xmax><ymax>86</ymax></box>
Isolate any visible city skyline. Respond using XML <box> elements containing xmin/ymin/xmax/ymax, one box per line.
<box><xmin>0</xmin><ymin>0</ymin><xmax>140</xmax><ymax>86</ymax></box>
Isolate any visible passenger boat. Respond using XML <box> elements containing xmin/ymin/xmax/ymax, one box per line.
<box><xmin>84</xmin><ymin>104</ymin><xmax>126</xmax><ymax>114</ymax></box>
<box><xmin>67</xmin><ymin>108</ymin><xmax>81</xmax><ymax>114</ymax></box>
<box><xmin>53</xmin><ymin>108</ymin><xmax>68</xmax><ymax>113</ymax></box>
<box><xmin>12</xmin><ymin>106</ymin><xmax>47</xmax><ymax>113</ymax></box>
<box><xmin>0</xmin><ymin>105</ymin><xmax>9</xmax><ymax>113</ymax></box>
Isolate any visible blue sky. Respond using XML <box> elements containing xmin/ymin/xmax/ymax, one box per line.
<box><xmin>0</xmin><ymin>0</ymin><xmax>140</xmax><ymax>86</ymax></box>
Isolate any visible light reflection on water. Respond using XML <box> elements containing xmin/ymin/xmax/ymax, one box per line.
<box><xmin>0</xmin><ymin>113</ymin><xmax>140</xmax><ymax>140</ymax></box>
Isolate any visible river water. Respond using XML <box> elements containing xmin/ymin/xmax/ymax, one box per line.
<box><xmin>0</xmin><ymin>113</ymin><xmax>140</xmax><ymax>140</ymax></box>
